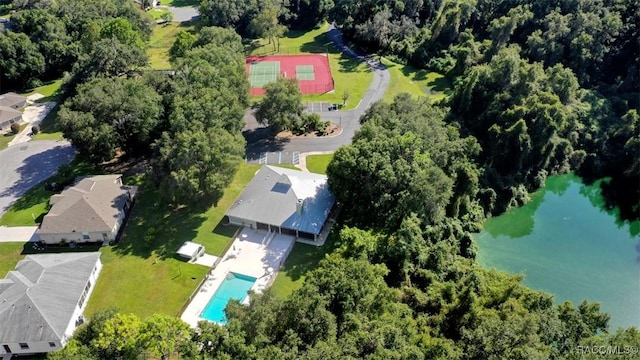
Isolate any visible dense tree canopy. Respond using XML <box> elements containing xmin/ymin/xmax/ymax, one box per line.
<box><xmin>58</xmin><ymin>77</ymin><xmax>162</xmax><ymax>162</ymax></box>
<box><xmin>0</xmin><ymin>0</ymin><xmax>152</xmax><ymax>90</ymax></box>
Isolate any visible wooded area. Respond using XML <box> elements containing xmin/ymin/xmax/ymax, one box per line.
<box><xmin>0</xmin><ymin>0</ymin><xmax>637</xmax><ymax>358</ymax></box>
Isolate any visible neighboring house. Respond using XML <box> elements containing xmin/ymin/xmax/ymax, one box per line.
<box><xmin>133</xmin><ymin>0</ymin><xmax>158</xmax><ymax>8</ymax></box>
<box><xmin>0</xmin><ymin>106</ymin><xmax>22</xmax><ymax>131</ymax></box>
<box><xmin>0</xmin><ymin>92</ymin><xmax>27</xmax><ymax>109</ymax></box>
<box><xmin>0</xmin><ymin>92</ymin><xmax>26</xmax><ymax>130</ymax></box>
<box><xmin>225</xmin><ymin>166</ymin><xmax>335</xmax><ymax>243</ymax></box>
<box><xmin>37</xmin><ymin>175</ymin><xmax>138</xmax><ymax>245</ymax></box>
<box><xmin>0</xmin><ymin>252</ymin><xmax>102</xmax><ymax>358</ymax></box>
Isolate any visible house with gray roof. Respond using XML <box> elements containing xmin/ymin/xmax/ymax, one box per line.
<box><xmin>225</xmin><ymin>166</ymin><xmax>335</xmax><ymax>243</ymax></box>
<box><xmin>0</xmin><ymin>252</ymin><xmax>102</xmax><ymax>358</ymax></box>
<box><xmin>0</xmin><ymin>92</ymin><xmax>26</xmax><ymax>110</ymax></box>
<box><xmin>0</xmin><ymin>92</ymin><xmax>27</xmax><ymax>131</ymax></box>
<box><xmin>37</xmin><ymin>175</ymin><xmax>138</xmax><ymax>245</ymax></box>
<box><xmin>0</xmin><ymin>106</ymin><xmax>22</xmax><ymax>131</ymax></box>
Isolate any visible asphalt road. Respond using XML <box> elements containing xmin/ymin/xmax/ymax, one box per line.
<box><xmin>0</xmin><ymin>140</ymin><xmax>75</xmax><ymax>218</ymax></box>
<box><xmin>244</xmin><ymin>24</ymin><xmax>391</xmax><ymax>162</ymax></box>
<box><xmin>166</xmin><ymin>6</ymin><xmax>199</xmax><ymax>22</ymax></box>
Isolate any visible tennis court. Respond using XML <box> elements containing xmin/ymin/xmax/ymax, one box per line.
<box><xmin>249</xmin><ymin>61</ymin><xmax>280</xmax><ymax>88</ymax></box>
<box><xmin>246</xmin><ymin>55</ymin><xmax>334</xmax><ymax>96</ymax></box>
<box><xmin>296</xmin><ymin>65</ymin><xmax>315</xmax><ymax>80</ymax></box>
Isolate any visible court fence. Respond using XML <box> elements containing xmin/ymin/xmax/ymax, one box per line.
<box><xmin>249</xmin><ymin>45</ymin><xmax>330</xmax><ymax>57</ymax></box>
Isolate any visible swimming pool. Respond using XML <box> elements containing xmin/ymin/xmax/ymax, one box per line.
<box><xmin>200</xmin><ymin>272</ymin><xmax>257</xmax><ymax>324</ymax></box>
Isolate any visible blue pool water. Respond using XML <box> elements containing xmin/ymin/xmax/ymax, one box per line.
<box><xmin>200</xmin><ymin>272</ymin><xmax>257</xmax><ymax>324</ymax></box>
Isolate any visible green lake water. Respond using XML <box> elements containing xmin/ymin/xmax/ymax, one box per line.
<box><xmin>475</xmin><ymin>173</ymin><xmax>640</xmax><ymax>330</ymax></box>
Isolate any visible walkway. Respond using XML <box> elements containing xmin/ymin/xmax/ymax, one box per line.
<box><xmin>181</xmin><ymin>228</ymin><xmax>295</xmax><ymax>327</ymax></box>
<box><xmin>8</xmin><ymin>95</ymin><xmax>57</xmax><ymax>147</ymax></box>
<box><xmin>244</xmin><ymin>24</ymin><xmax>391</xmax><ymax>162</ymax></box>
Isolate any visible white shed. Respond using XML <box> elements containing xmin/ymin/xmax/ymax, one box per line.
<box><xmin>177</xmin><ymin>241</ymin><xmax>205</xmax><ymax>261</ymax></box>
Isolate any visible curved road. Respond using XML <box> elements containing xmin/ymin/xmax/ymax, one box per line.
<box><xmin>245</xmin><ymin>24</ymin><xmax>390</xmax><ymax>162</ymax></box>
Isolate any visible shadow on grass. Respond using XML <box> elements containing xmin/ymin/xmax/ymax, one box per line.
<box><xmin>164</xmin><ymin>0</ymin><xmax>199</xmax><ymax>7</ymax></box>
<box><xmin>21</xmin><ymin>241</ymin><xmax>102</xmax><ymax>255</ymax></box>
<box><xmin>430</xmin><ymin>76</ymin><xmax>452</xmax><ymax>92</ymax></box>
<box><xmin>37</xmin><ymin>104</ymin><xmax>60</xmax><ymax>134</ymax></box>
<box><xmin>279</xmin><ymin>230</ymin><xmax>338</xmax><ymax>282</ymax></box>
<box><xmin>111</xmin><ymin>184</ymin><xmax>211</xmax><ymax>260</ymax></box>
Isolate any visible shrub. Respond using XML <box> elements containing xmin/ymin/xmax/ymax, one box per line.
<box><xmin>31</xmin><ymin>125</ymin><xmax>40</xmax><ymax>135</ymax></box>
<box><xmin>10</xmin><ymin>123</ymin><xmax>20</xmax><ymax>134</ymax></box>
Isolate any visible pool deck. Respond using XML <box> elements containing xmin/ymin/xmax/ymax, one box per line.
<box><xmin>180</xmin><ymin>227</ymin><xmax>295</xmax><ymax>327</ymax></box>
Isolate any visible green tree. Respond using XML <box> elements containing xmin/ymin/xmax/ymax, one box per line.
<box><xmin>100</xmin><ymin>17</ymin><xmax>145</xmax><ymax>49</ymax></box>
<box><xmin>194</xmin><ymin>26</ymin><xmax>244</xmax><ymax>53</ymax></box>
<box><xmin>169</xmin><ymin>30</ymin><xmax>196</xmax><ymax>61</ymax></box>
<box><xmin>160</xmin><ymin>11</ymin><xmax>173</xmax><ymax>24</ymax></box>
<box><xmin>59</xmin><ymin>77</ymin><xmax>162</xmax><ymax>161</ymax></box>
<box><xmin>0</xmin><ymin>31</ymin><xmax>45</xmax><ymax>88</ymax></box>
<box><xmin>255</xmin><ymin>77</ymin><xmax>304</xmax><ymax>132</ymax></box>
<box><xmin>151</xmin><ymin>128</ymin><xmax>246</xmax><ymax>205</ymax></box>
<box><xmin>138</xmin><ymin>314</ymin><xmax>194</xmax><ymax>360</ymax></box>
<box><xmin>91</xmin><ymin>313</ymin><xmax>142</xmax><ymax>360</ymax></box>
<box><xmin>68</xmin><ymin>38</ymin><xmax>148</xmax><ymax>88</ymax></box>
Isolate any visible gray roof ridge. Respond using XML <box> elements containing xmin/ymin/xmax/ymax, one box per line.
<box><xmin>25</xmin><ymin>289</ymin><xmax>62</xmax><ymax>339</ymax></box>
<box><xmin>78</xmin><ymin>196</ymin><xmax>112</xmax><ymax>230</ymax></box>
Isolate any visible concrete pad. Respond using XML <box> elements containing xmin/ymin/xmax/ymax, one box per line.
<box><xmin>180</xmin><ymin>228</ymin><xmax>295</xmax><ymax>327</ymax></box>
<box><xmin>193</xmin><ymin>254</ymin><xmax>218</xmax><ymax>267</ymax></box>
<box><xmin>26</xmin><ymin>93</ymin><xmax>45</xmax><ymax>102</ymax></box>
<box><xmin>0</xmin><ymin>226</ymin><xmax>39</xmax><ymax>242</ymax></box>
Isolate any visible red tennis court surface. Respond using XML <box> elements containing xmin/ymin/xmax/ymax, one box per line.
<box><xmin>246</xmin><ymin>54</ymin><xmax>334</xmax><ymax>96</ymax></box>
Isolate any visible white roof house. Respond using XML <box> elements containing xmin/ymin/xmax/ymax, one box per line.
<box><xmin>0</xmin><ymin>252</ymin><xmax>102</xmax><ymax>357</ymax></box>
<box><xmin>225</xmin><ymin>166</ymin><xmax>335</xmax><ymax>243</ymax></box>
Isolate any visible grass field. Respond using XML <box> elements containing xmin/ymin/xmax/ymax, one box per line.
<box><xmin>23</xmin><ymin>79</ymin><xmax>63</xmax><ymax>99</ymax></box>
<box><xmin>249</xmin><ymin>23</ymin><xmax>372</xmax><ymax>110</ymax></box>
<box><xmin>305</xmin><ymin>153</ymin><xmax>333</xmax><ymax>174</ymax></box>
<box><xmin>148</xmin><ymin>22</ymin><xmax>194</xmax><ymax>69</ymax></box>
<box><xmin>0</xmin><ymin>242</ymin><xmax>26</xmax><ymax>279</ymax></box>
<box><xmin>148</xmin><ymin>7</ymin><xmax>171</xmax><ymax>20</ymax></box>
<box><xmin>270</xmin><ymin>231</ymin><xmax>337</xmax><ymax>298</ymax></box>
<box><xmin>0</xmin><ymin>160</ymin><xmax>97</xmax><ymax>226</ymax></box>
<box><xmin>0</xmin><ymin>124</ymin><xmax>27</xmax><ymax>151</ymax></box>
<box><xmin>85</xmin><ymin>163</ymin><xmax>260</xmax><ymax>318</ymax></box>
<box><xmin>157</xmin><ymin>0</ymin><xmax>199</xmax><ymax>6</ymax></box>
<box><xmin>381</xmin><ymin>57</ymin><xmax>452</xmax><ymax>103</ymax></box>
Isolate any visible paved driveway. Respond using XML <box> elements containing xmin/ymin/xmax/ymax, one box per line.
<box><xmin>167</xmin><ymin>6</ymin><xmax>199</xmax><ymax>22</ymax></box>
<box><xmin>244</xmin><ymin>24</ymin><xmax>391</xmax><ymax>162</ymax></box>
<box><xmin>0</xmin><ymin>140</ymin><xmax>75</xmax><ymax>218</ymax></box>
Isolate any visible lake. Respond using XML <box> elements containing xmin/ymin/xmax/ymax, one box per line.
<box><xmin>475</xmin><ymin>173</ymin><xmax>640</xmax><ymax>330</ymax></box>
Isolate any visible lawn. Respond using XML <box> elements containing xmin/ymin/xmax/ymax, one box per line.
<box><xmin>85</xmin><ymin>163</ymin><xmax>260</xmax><ymax>318</ymax></box>
<box><xmin>380</xmin><ymin>57</ymin><xmax>452</xmax><ymax>103</ymax></box>
<box><xmin>0</xmin><ymin>124</ymin><xmax>27</xmax><ymax>151</ymax></box>
<box><xmin>0</xmin><ymin>160</ymin><xmax>98</xmax><ymax>226</ymax></box>
<box><xmin>305</xmin><ymin>153</ymin><xmax>333</xmax><ymax>174</ymax></box>
<box><xmin>157</xmin><ymin>0</ymin><xmax>199</xmax><ymax>6</ymax></box>
<box><xmin>148</xmin><ymin>7</ymin><xmax>171</xmax><ymax>20</ymax></box>
<box><xmin>270</xmin><ymin>231</ymin><xmax>337</xmax><ymax>298</ymax></box>
<box><xmin>22</xmin><ymin>79</ymin><xmax>63</xmax><ymax>99</ymax></box>
<box><xmin>0</xmin><ymin>242</ymin><xmax>26</xmax><ymax>278</ymax></box>
<box><xmin>249</xmin><ymin>23</ymin><xmax>373</xmax><ymax>110</ymax></box>
<box><xmin>273</xmin><ymin>163</ymin><xmax>301</xmax><ymax>171</ymax></box>
<box><xmin>148</xmin><ymin>22</ymin><xmax>194</xmax><ymax>69</ymax></box>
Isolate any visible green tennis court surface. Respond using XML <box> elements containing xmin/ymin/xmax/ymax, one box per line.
<box><xmin>249</xmin><ymin>61</ymin><xmax>280</xmax><ymax>87</ymax></box>
<box><xmin>296</xmin><ymin>65</ymin><xmax>315</xmax><ymax>80</ymax></box>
